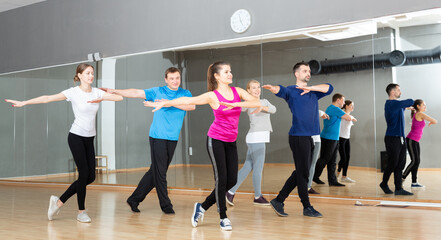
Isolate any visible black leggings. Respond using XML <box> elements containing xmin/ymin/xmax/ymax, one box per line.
<box><xmin>60</xmin><ymin>133</ymin><xmax>96</xmax><ymax>210</ymax></box>
<box><xmin>338</xmin><ymin>137</ymin><xmax>351</xmax><ymax>176</ymax></box>
<box><xmin>403</xmin><ymin>138</ymin><xmax>421</xmax><ymax>183</ymax></box>
<box><xmin>201</xmin><ymin>137</ymin><xmax>238</xmax><ymax>219</ymax></box>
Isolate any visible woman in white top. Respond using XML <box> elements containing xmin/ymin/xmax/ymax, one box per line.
<box><xmin>225</xmin><ymin>80</ymin><xmax>276</xmax><ymax>205</ymax></box>
<box><xmin>6</xmin><ymin>63</ymin><xmax>123</xmax><ymax>223</ymax></box>
<box><xmin>337</xmin><ymin>100</ymin><xmax>357</xmax><ymax>182</ymax></box>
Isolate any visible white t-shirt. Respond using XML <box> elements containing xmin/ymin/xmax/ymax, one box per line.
<box><xmin>62</xmin><ymin>86</ymin><xmax>104</xmax><ymax>137</ymax></box>
<box><xmin>339</xmin><ymin>118</ymin><xmax>354</xmax><ymax>139</ymax></box>
<box><xmin>246</xmin><ymin>131</ymin><xmax>270</xmax><ymax>143</ymax></box>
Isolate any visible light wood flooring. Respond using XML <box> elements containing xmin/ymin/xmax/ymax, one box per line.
<box><xmin>1</xmin><ymin>183</ymin><xmax>441</xmax><ymax>240</ymax></box>
<box><xmin>7</xmin><ymin>165</ymin><xmax>441</xmax><ymax>202</ymax></box>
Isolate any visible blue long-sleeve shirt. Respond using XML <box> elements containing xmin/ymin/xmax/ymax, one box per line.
<box><xmin>385</xmin><ymin>99</ymin><xmax>414</xmax><ymax>137</ymax></box>
<box><xmin>276</xmin><ymin>84</ymin><xmax>333</xmax><ymax>136</ymax></box>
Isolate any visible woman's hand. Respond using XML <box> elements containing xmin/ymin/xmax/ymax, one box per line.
<box><xmin>219</xmin><ymin>101</ymin><xmax>237</xmax><ymax>111</ymax></box>
<box><xmin>144</xmin><ymin>100</ymin><xmax>167</xmax><ymax>112</ymax></box>
<box><xmin>5</xmin><ymin>99</ymin><xmax>25</xmax><ymax>107</ymax></box>
<box><xmin>87</xmin><ymin>98</ymin><xmax>104</xmax><ymax>103</ymax></box>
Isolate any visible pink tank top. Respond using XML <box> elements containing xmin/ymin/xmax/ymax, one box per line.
<box><xmin>406</xmin><ymin>115</ymin><xmax>426</xmax><ymax>142</ymax></box>
<box><xmin>207</xmin><ymin>87</ymin><xmax>242</xmax><ymax>142</ymax></box>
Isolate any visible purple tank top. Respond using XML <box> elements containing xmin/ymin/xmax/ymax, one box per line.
<box><xmin>207</xmin><ymin>87</ymin><xmax>242</xmax><ymax>142</ymax></box>
<box><xmin>406</xmin><ymin>115</ymin><xmax>426</xmax><ymax>142</ymax></box>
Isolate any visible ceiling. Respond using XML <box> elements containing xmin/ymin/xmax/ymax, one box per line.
<box><xmin>0</xmin><ymin>0</ymin><xmax>45</xmax><ymax>13</ymax></box>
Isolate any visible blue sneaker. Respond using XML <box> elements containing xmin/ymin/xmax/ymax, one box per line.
<box><xmin>220</xmin><ymin>218</ymin><xmax>232</xmax><ymax>231</ymax></box>
<box><xmin>411</xmin><ymin>182</ymin><xmax>425</xmax><ymax>188</ymax></box>
<box><xmin>191</xmin><ymin>202</ymin><xmax>204</xmax><ymax>227</ymax></box>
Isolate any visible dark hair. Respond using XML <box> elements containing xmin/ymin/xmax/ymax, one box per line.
<box><xmin>74</xmin><ymin>63</ymin><xmax>94</xmax><ymax>84</ymax></box>
<box><xmin>207</xmin><ymin>61</ymin><xmax>230</xmax><ymax>91</ymax></box>
<box><xmin>332</xmin><ymin>93</ymin><xmax>344</xmax><ymax>102</ymax></box>
<box><xmin>411</xmin><ymin>99</ymin><xmax>423</xmax><ymax>118</ymax></box>
<box><xmin>342</xmin><ymin>100</ymin><xmax>353</xmax><ymax>110</ymax></box>
<box><xmin>165</xmin><ymin>67</ymin><xmax>181</xmax><ymax>78</ymax></box>
<box><xmin>386</xmin><ymin>83</ymin><xmax>399</xmax><ymax>96</ymax></box>
<box><xmin>292</xmin><ymin>62</ymin><xmax>309</xmax><ymax>75</ymax></box>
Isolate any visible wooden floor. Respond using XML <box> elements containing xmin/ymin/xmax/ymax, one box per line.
<box><xmin>1</xmin><ymin>183</ymin><xmax>441</xmax><ymax>240</ymax></box>
<box><xmin>11</xmin><ymin>165</ymin><xmax>441</xmax><ymax>202</ymax></box>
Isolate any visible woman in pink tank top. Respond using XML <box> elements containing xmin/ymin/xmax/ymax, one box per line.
<box><xmin>403</xmin><ymin>99</ymin><xmax>437</xmax><ymax>188</ymax></box>
<box><xmin>144</xmin><ymin>61</ymin><xmax>260</xmax><ymax>231</ymax></box>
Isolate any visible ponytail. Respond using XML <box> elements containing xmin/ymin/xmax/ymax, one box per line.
<box><xmin>207</xmin><ymin>61</ymin><xmax>230</xmax><ymax>91</ymax></box>
<box><xmin>411</xmin><ymin>99</ymin><xmax>423</xmax><ymax>118</ymax></box>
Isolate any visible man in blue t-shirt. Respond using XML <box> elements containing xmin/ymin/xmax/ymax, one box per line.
<box><xmin>380</xmin><ymin>83</ymin><xmax>414</xmax><ymax>196</ymax></box>
<box><xmin>313</xmin><ymin>93</ymin><xmax>354</xmax><ymax>187</ymax></box>
<box><xmin>263</xmin><ymin>62</ymin><xmax>333</xmax><ymax>218</ymax></box>
<box><xmin>101</xmin><ymin>67</ymin><xmax>195</xmax><ymax>213</ymax></box>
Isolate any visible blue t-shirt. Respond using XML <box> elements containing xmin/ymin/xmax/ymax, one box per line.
<box><xmin>145</xmin><ymin>86</ymin><xmax>192</xmax><ymax>141</ymax></box>
<box><xmin>320</xmin><ymin>105</ymin><xmax>346</xmax><ymax>140</ymax></box>
<box><xmin>385</xmin><ymin>99</ymin><xmax>413</xmax><ymax>137</ymax></box>
<box><xmin>276</xmin><ymin>84</ymin><xmax>333</xmax><ymax>136</ymax></box>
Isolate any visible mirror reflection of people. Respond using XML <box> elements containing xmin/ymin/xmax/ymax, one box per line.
<box><xmin>337</xmin><ymin>100</ymin><xmax>358</xmax><ymax>183</ymax></box>
<box><xmin>263</xmin><ymin>62</ymin><xmax>333</xmax><ymax>218</ymax></box>
<box><xmin>313</xmin><ymin>94</ymin><xmax>355</xmax><ymax>187</ymax></box>
<box><xmin>380</xmin><ymin>83</ymin><xmax>414</xmax><ymax>195</ymax></box>
<box><xmin>144</xmin><ymin>61</ymin><xmax>260</xmax><ymax>231</ymax></box>
<box><xmin>307</xmin><ymin>110</ymin><xmax>329</xmax><ymax>195</ymax></box>
<box><xmin>402</xmin><ymin>99</ymin><xmax>437</xmax><ymax>188</ymax></box>
<box><xmin>226</xmin><ymin>80</ymin><xmax>276</xmax><ymax>206</ymax></box>
<box><xmin>5</xmin><ymin>63</ymin><xmax>123</xmax><ymax>223</ymax></box>
<box><xmin>101</xmin><ymin>67</ymin><xmax>195</xmax><ymax>214</ymax></box>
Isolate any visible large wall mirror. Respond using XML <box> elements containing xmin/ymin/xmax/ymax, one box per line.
<box><xmin>1</xmin><ymin>9</ymin><xmax>440</xmax><ymax>203</ymax></box>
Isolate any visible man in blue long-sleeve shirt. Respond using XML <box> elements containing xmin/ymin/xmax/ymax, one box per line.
<box><xmin>263</xmin><ymin>62</ymin><xmax>333</xmax><ymax>218</ymax></box>
<box><xmin>380</xmin><ymin>83</ymin><xmax>414</xmax><ymax>195</ymax></box>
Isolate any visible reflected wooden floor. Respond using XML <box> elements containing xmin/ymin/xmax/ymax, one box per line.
<box><xmin>12</xmin><ymin>165</ymin><xmax>441</xmax><ymax>202</ymax></box>
<box><xmin>1</xmin><ymin>183</ymin><xmax>441</xmax><ymax>240</ymax></box>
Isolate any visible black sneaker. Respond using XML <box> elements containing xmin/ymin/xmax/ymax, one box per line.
<box><xmin>394</xmin><ymin>189</ymin><xmax>414</xmax><ymax>195</ymax></box>
<box><xmin>303</xmin><ymin>206</ymin><xmax>323</xmax><ymax>218</ymax></box>
<box><xmin>163</xmin><ymin>208</ymin><xmax>175</xmax><ymax>214</ymax></box>
<box><xmin>127</xmin><ymin>199</ymin><xmax>140</xmax><ymax>213</ymax></box>
<box><xmin>379</xmin><ymin>183</ymin><xmax>393</xmax><ymax>194</ymax></box>
<box><xmin>329</xmin><ymin>182</ymin><xmax>345</xmax><ymax>187</ymax></box>
<box><xmin>313</xmin><ymin>178</ymin><xmax>325</xmax><ymax>184</ymax></box>
<box><xmin>270</xmin><ymin>199</ymin><xmax>288</xmax><ymax>217</ymax></box>
<box><xmin>308</xmin><ymin>188</ymin><xmax>320</xmax><ymax>194</ymax></box>
<box><xmin>226</xmin><ymin>191</ymin><xmax>235</xmax><ymax>206</ymax></box>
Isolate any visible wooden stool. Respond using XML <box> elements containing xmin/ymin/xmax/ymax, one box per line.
<box><xmin>95</xmin><ymin>155</ymin><xmax>108</xmax><ymax>174</ymax></box>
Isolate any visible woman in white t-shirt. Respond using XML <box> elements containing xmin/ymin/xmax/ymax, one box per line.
<box><xmin>6</xmin><ymin>63</ymin><xmax>123</xmax><ymax>223</ymax></box>
<box><xmin>337</xmin><ymin>100</ymin><xmax>357</xmax><ymax>183</ymax></box>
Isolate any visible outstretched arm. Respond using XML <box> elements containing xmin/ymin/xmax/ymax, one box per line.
<box><xmin>5</xmin><ymin>93</ymin><xmax>67</xmax><ymax>107</ymax></box>
<box><xmin>220</xmin><ymin>87</ymin><xmax>260</xmax><ymax>110</ymax></box>
<box><xmin>144</xmin><ymin>92</ymin><xmax>214</xmax><ymax>112</ymax></box>
<box><xmin>100</xmin><ymin>88</ymin><xmax>146</xmax><ymax>99</ymax></box>
<box><xmin>420</xmin><ymin>112</ymin><xmax>438</xmax><ymax>126</ymax></box>
<box><xmin>87</xmin><ymin>92</ymin><xmax>124</xmax><ymax>103</ymax></box>
<box><xmin>296</xmin><ymin>84</ymin><xmax>330</xmax><ymax>95</ymax></box>
<box><xmin>341</xmin><ymin>114</ymin><xmax>357</xmax><ymax>122</ymax></box>
<box><xmin>262</xmin><ymin>84</ymin><xmax>280</xmax><ymax>94</ymax></box>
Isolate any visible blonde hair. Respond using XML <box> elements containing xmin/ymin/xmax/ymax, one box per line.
<box><xmin>246</xmin><ymin>79</ymin><xmax>260</xmax><ymax>90</ymax></box>
<box><xmin>74</xmin><ymin>63</ymin><xmax>94</xmax><ymax>84</ymax></box>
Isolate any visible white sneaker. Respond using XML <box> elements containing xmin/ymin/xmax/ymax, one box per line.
<box><xmin>220</xmin><ymin>218</ymin><xmax>232</xmax><ymax>231</ymax></box>
<box><xmin>48</xmin><ymin>195</ymin><xmax>60</xmax><ymax>221</ymax></box>
<box><xmin>341</xmin><ymin>177</ymin><xmax>356</xmax><ymax>183</ymax></box>
<box><xmin>77</xmin><ymin>211</ymin><xmax>92</xmax><ymax>223</ymax></box>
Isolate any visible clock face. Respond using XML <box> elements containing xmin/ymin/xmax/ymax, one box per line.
<box><xmin>230</xmin><ymin>9</ymin><xmax>251</xmax><ymax>33</ymax></box>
